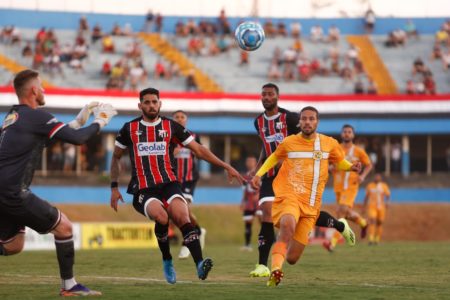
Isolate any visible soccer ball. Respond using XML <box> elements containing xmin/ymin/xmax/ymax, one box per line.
<box><xmin>234</xmin><ymin>21</ymin><xmax>265</xmax><ymax>51</ymax></box>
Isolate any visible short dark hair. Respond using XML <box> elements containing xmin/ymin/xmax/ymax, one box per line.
<box><xmin>262</xmin><ymin>83</ymin><xmax>279</xmax><ymax>95</ymax></box>
<box><xmin>139</xmin><ymin>87</ymin><xmax>159</xmax><ymax>101</ymax></box>
<box><xmin>13</xmin><ymin>69</ymin><xmax>39</xmax><ymax>98</ymax></box>
<box><xmin>300</xmin><ymin>106</ymin><xmax>319</xmax><ymax>119</ymax></box>
<box><xmin>172</xmin><ymin>110</ymin><xmax>187</xmax><ymax>116</ymax></box>
<box><xmin>342</xmin><ymin>124</ymin><xmax>355</xmax><ymax>132</ymax></box>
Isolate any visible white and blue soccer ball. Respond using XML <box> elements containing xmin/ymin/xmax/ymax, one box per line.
<box><xmin>234</xmin><ymin>21</ymin><xmax>265</xmax><ymax>51</ymax></box>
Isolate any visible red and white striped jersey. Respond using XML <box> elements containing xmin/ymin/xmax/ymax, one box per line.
<box><xmin>174</xmin><ymin>133</ymin><xmax>200</xmax><ymax>183</ymax></box>
<box><xmin>115</xmin><ymin>116</ymin><xmax>193</xmax><ymax>193</ymax></box>
<box><xmin>254</xmin><ymin>107</ymin><xmax>300</xmax><ymax>178</ymax></box>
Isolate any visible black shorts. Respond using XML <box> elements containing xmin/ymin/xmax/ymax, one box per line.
<box><xmin>0</xmin><ymin>190</ymin><xmax>60</xmax><ymax>243</ymax></box>
<box><xmin>180</xmin><ymin>181</ymin><xmax>197</xmax><ymax>203</ymax></box>
<box><xmin>132</xmin><ymin>181</ymin><xmax>186</xmax><ymax>220</ymax></box>
<box><xmin>259</xmin><ymin>176</ymin><xmax>275</xmax><ymax>205</ymax></box>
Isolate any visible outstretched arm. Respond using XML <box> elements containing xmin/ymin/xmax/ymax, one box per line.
<box><xmin>250</xmin><ymin>153</ymin><xmax>280</xmax><ymax>189</ymax></box>
<box><xmin>53</xmin><ymin>124</ymin><xmax>100</xmax><ymax>145</ymax></box>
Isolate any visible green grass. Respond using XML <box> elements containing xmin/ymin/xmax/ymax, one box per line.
<box><xmin>1</xmin><ymin>242</ymin><xmax>450</xmax><ymax>299</ymax></box>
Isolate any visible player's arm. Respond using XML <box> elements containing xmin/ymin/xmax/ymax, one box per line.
<box><xmin>251</xmin><ymin>153</ymin><xmax>281</xmax><ymax>189</ymax></box>
<box><xmin>53</xmin><ymin>123</ymin><xmax>100</xmax><ymax>145</ymax></box>
<box><xmin>186</xmin><ymin>140</ymin><xmax>244</xmax><ymax>184</ymax></box>
<box><xmin>331</xmin><ymin>140</ymin><xmax>361</xmax><ymax>173</ymax></box>
<box><xmin>363</xmin><ymin>188</ymin><xmax>369</xmax><ymax>208</ymax></box>
<box><xmin>110</xmin><ymin>146</ymin><xmax>125</xmax><ymax>212</ymax></box>
<box><xmin>359</xmin><ymin>151</ymin><xmax>373</xmax><ymax>183</ymax></box>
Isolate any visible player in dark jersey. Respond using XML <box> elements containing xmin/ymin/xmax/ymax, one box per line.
<box><xmin>110</xmin><ymin>87</ymin><xmax>243</xmax><ymax>284</ymax></box>
<box><xmin>0</xmin><ymin>69</ymin><xmax>117</xmax><ymax>296</ymax></box>
<box><xmin>250</xmin><ymin>83</ymin><xmax>355</xmax><ymax>277</ymax></box>
<box><xmin>240</xmin><ymin>155</ymin><xmax>261</xmax><ymax>252</ymax></box>
<box><xmin>172</xmin><ymin>110</ymin><xmax>206</xmax><ymax>259</ymax></box>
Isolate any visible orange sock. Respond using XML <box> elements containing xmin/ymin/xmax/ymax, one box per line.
<box><xmin>368</xmin><ymin>223</ymin><xmax>376</xmax><ymax>242</ymax></box>
<box><xmin>271</xmin><ymin>241</ymin><xmax>287</xmax><ymax>271</ymax></box>
<box><xmin>375</xmin><ymin>225</ymin><xmax>383</xmax><ymax>242</ymax></box>
<box><xmin>330</xmin><ymin>230</ymin><xmax>341</xmax><ymax>247</ymax></box>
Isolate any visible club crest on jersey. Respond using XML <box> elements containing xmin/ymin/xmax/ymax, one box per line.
<box><xmin>137</xmin><ymin>142</ymin><xmax>167</xmax><ymax>156</ymax></box>
<box><xmin>312</xmin><ymin>150</ymin><xmax>323</xmax><ymax>161</ymax></box>
<box><xmin>275</xmin><ymin>122</ymin><xmax>285</xmax><ymax>130</ymax></box>
<box><xmin>265</xmin><ymin>133</ymin><xmax>284</xmax><ymax>143</ymax></box>
<box><xmin>2</xmin><ymin>112</ymin><xmax>18</xmax><ymax>129</ymax></box>
<box><xmin>158</xmin><ymin>129</ymin><xmax>168</xmax><ymax>138</ymax></box>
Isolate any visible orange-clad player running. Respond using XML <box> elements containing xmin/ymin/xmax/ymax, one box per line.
<box><xmin>324</xmin><ymin>124</ymin><xmax>372</xmax><ymax>252</ymax></box>
<box><xmin>363</xmin><ymin>173</ymin><xmax>390</xmax><ymax>245</ymax></box>
<box><xmin>251</xmin><ymin>107</ymin><xmax>361</xmax><ymax>287</ymax></box>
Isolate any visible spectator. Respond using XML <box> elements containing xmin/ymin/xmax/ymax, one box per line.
<box><xmin>129</xmin><ymin>62</ymin><xmax>146</xmax><ymax>91</ymax></box>
<box><xmin>435</xmin><ymin>27</ymin><xmax>449</xmax><ymax>45</ymax></box>
<box><xmin>406</xmin><ymin>80</ymin><xmax>415</xmax><ymax>94</ymax></box>
<box><xmin>21</xmin><ymin>42</ymin><xmax>33</xmax><ymax>57</ymax></box>
<box><xmin>328</xmin><ymin>25</ymin><xmax>340</xmax><ymax>43</ymax></box>
<box><xmin>91</xmin><ymin>23</ymin><xmax>103</xmax><ymax>44</ymax></box>
<box><xmin>239</xmin><ymin>50</ymin><xmax>249</xmax><ymax>66</ymax></box>
<box><xmin>290</xmin><ymin>22</ymin><xmax>302</xmax><ymax>38</ymax></box>
<box><xmin>111</xmin><ymin>23</ymin><xmax>122</xmax><ymax>36</ymax></box>
<box><xmin>185</xmin><ymin>69</ymin><xmax>197</xmax><ymax>91</ymax></box>
<box><xmin>354</xmin><ymin>80</ymin><xmax>364</xmax><ymax>94</ymax></box>
<box><xmin>292</xmin><ymin>38</ymin><xmax>303</xmax><ymax>53</ymax></box>
<box><xmin>423</xmin><ymin>72</ymin><xmax>436</xmax><ymax>94</ymax></box>
<box><xmin>442</xmin><ymin>49</ymin><xmax>450</xmax><ymax>71</ymax></box>
<box><xmin>154</xmin><ymin>60</ymin><xmax>166</xmax><ymax>79</ymax></box>
<box><xmin>144</xmin><ymin>9</ymin><xmax>154</xmax><ymax>32</ymax></box>
<box><xmin>412</xmin><ymin>58</ymin><xmax>427</xmax><ymax>76</ymax></box>
<box><xmin>367</xmin><ymin>79</ymin><xmax>377</xmax><ymax>94</ymax></box>
<box><xmin>155</xmin><ymin>13</ymin><xmax>163</xmax><ymax>33</ymax></box>
<box><xmin>404</xmin><ymin>20</ymin><xmax>419</xmax><ymax>40</ymax></box>
<box><xmin>310</xmin><ymin>25</ymin><xmax>324</xmax><ymax>43</ymax></box>
<box><xmin>346</xmin><ymin>45</ymin><xmax>359</xmax><ymax>64</ymax></box>
<box><xmin>101</xmin><ymin>60</ymin><xmax>111</xmax><ymax>76</ymax></box>
<box><xmin>365</xmin><ymin>8</ymin><xmax>376</xmax><ymax>34</ymax></box>
<box><xmin>167</xmin><ymin>62</ymin><xmax>180</xmax><ymax>78</ymax></box>
<box><xmin>208</xmin><ymin>37</ymin><xmax>220</xmax><ymax>56</ymax></box>
<box><xmin>267</xmin><ymin>59</ymin><xmax>281</xmax><ymax>81</ymax></box>
<box><xmin>63</xmin><ymin>143</ymin><xmax>76</xmax><ymax>173</ymax></box>
<box><xmin>415</xmin><ymin>81</ymin><xmax>425</xmax><ymax>94</ymax></box>
<box><xmin>263</xmin><ymin>20</ymin><xmax>276</xmax><ymax>38</ymax></box>
<box><xmin>10</xmin><ymin>26</ymin><xmax>21</xmax><ymax>45</ymax></box>
<box><xmin>0</xmin><ymin>25</ymin><xmax>13</xmax><ymax>43</ymax></box>
<box><xmin>102</xmin><ymin>34</ymin><xmax>115</xmax><ymax>53</ymax></box>
<box><xmin>277</xmin><ymin>22</ymin><xmax>287</xmax><ymax>37</ymax></box>
<box><xmin>217</xmin><ymin>36</ymin><xmax>229</xmax><ymax>53</ymax></box>
<box><xmin>298</xmin><ymin>62</ymin><xmax>311</xmax><ymax>82</ymax></box>
<box><xmin>35</xmin><ymin>27</ymin><xmax>46</xmax><ymax>44</ymax></box>
<box><xmin>430</xmin><ymin>42</ymin><xmax>442</xmax><ymax>60</ymax></box>
<box><xmin>175</xmin><ymin>20</ymin><xmax>187</xmax><ymax>36</ymax></box>
<box><xmin>79</xmin><ymin>16</ymin><xmax>89</xmax><ymax>33</ymax></box>
<box><xmin>391</xmin><ymin>142</ymin><xmax>402</xmax><ymax>172</ymax></box>
<box><xmin>122</xmin><ymin>23</ymin><xmax>133</xmax><ymax>36</ymax></box>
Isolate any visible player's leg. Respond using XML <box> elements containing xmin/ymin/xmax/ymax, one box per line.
<box><xmin>375</xmin><ymin>208</ymin><xmax>386</xmax><ymax>244</ymax></box>
<box><xmin>0</xmin><ymin>232</ymin><xmax>25</xmax><ymax>255</ymax></box>
<box><xmin>367</xmin><ymin>208</ymin><xmax>377</xmax><ymax>244</ymax></box>
<box><xmin>165</xmin><ymin>183</ymin><xmax>212</xmax><ymax>280</ymax></box>
<box><xmin>133</xmin><ymin>190</ymin><xmax>175</xmax><ymax>284</ymax></box>
<box><xmin>0</xmin><ymin>210</ymin><xmax>25</xmax><ymax>256</ymax></box>
<box><xmin>342</xmin><ymin>190</ymin><xmax>368</xmax><ymax>237</ymax></box>
<box><xmin>242</xmin><ymin>211</ymin><xmax>254</xmax><ymax>251</ymax></box>
<box><xmin>250</xmin><ymin>177</ymin><xmax>275</xmax><ymax>277</ymax></box>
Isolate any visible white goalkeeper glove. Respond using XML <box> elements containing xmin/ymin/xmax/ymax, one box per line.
<box><xmin>92</xmin><ymin>103</ymin><xmax>118</xmax><ymax>129</ymax></box>
<box><xmin>68</xmin><ymin>101</ymin><xmax>100</xmax><ymax>129</ymax></box>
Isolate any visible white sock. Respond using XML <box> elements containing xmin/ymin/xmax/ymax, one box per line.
<box><xmin>62</xmin><ymin>278</ymin><xmax>77</xmax><ymax>290</ymax></box>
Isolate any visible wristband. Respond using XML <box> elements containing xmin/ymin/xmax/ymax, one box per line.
<box><xmin>110</xmin><ymin>181</ymin><xmax>118</xmax><ymax>188</ymax></box>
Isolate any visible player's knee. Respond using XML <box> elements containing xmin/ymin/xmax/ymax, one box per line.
<box><xmin>55</xmin><ymin>216</ymin><xmax>73</xmax><ymax>237</ymax></box>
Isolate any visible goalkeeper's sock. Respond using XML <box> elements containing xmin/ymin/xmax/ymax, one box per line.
<box><xmin>258</xmin><ymin>222</ymin><xmax>275</xmax><ymax>266</ymax></box>
<box><xmin>155</xmin><ymin>222</ymin><xmax>172</xmax><ymax>261</ymax></box>
<box><xmin>271</xmin><ymin>241</ymin><xmax>287</xmax><ymax>271</ymax></box>
<box><xmin>55</xmin><ymin>236</ymin><xmax>75</xmax><ymax>283</ymax></box>
<box><xmin>180</xmin><ymin>223</ymin><xmax>203</xmax><ymax>265</ymax></box>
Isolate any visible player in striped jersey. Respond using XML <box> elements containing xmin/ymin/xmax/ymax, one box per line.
<box><xmin>250</xmin><ymin>83</ymin><xmax>355</xmax><ymax>277</ymax></box>
<box><xmin>172</xmin><ymin>110</ymin><xmax>206</xmax><ymax>259</ymax></box>
<box><xmin>110</xmin><ymin>88</ymin><xmax>243</xmax><ymax>284</ymax></box>
<box><xmin>251</xmin><ymin>106</ymin><xmax>361</xmax><ymax>286</ymax></box>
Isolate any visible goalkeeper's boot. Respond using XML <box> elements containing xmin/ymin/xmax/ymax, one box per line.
<box><xmin>250</xmin><ymin>264</ymin><xmax>270</xmax><ymax>277</ymax></box>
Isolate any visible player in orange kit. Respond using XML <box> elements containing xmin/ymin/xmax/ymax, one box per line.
<box><xmin>251</xmin><ymin>106</ymin><xmax>361</xmax><ymax>287</ymax></box>
<box><xmin>323</xmin><ymin>124</ymin><xmax>372</xmax><ymax>252</ymax></box>
<box><xmin>363</xmin><ymin>173</ymin><xmax>390</xmax><ymax>245</ymax></box>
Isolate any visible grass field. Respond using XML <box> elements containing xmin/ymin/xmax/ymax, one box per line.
<box><xmin>1</xmin><ymin>242</ymin><xmax>450</xmax><ymax>299</ymax></box>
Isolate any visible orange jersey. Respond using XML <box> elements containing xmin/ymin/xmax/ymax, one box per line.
<box><xmin>272</xmin><ymin>133</ymin><xmax>345</xmax><ymax>210</ymax></box>
<box><xmin>366</xmin><ymin>182</ymin><xmax>390</xmax><ymax>209</ymax></box>
<box><xmin>333</xmin><ymin>144</ymin><xmax>371</xmax><ymax>192</ymax></box>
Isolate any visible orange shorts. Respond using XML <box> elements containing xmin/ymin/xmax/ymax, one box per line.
<box><xmin>335</xmin><ymin>188</ymin><xmax>358</xmax><ymax>208</ymax></box>
<box><xmin>272</xmin><ymin>195</ymin><xmax>320</xmax><ymax>245</ymax></box>
<box><xmin>367</xmin><ymin>206</ymin><xmax>386</xmax><ymax>221</ymax></box>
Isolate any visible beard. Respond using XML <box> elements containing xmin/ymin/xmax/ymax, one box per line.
<box><xmin>143</xmin><ymin>108</ymin><xmax>160</xmax><ymax>120</ymax></box>
<box><xmin>301</xmin><ymin>126</ymin><xmax>316</xmax><ymax>135</ymax></box>
<box><xmin>262</xmin><ymin>100</ymin><xmax>277</xmax><ymax>111</ymax></box>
